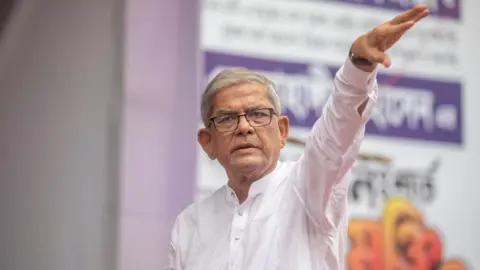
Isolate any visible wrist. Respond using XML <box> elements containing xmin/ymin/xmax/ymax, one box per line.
<box><xmin>349</xmin><ymin>47</ymin><xmax>377</xmax><ymax>72</ymax></box>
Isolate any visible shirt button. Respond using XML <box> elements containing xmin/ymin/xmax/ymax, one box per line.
<box><xmin>238</xmin><ymin>210</ymin><xmax>243</xmax><ymax>216</ymax></box>
<box><xmin>234</xmin><ymin>235</ymin><xmax>240</xmax><ymax>240</ymax></box>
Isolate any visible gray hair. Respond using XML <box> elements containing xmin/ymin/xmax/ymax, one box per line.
<box><xmin>201</xmin><ymin>67</ymin><xmax>281</xmax><ymax>126</ymax></box>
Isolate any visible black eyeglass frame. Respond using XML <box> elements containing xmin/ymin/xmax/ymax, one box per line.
<box><xmin>208</xmin><ymin>107</ymin><xmax>277</xmax><ymax>133</ymax></box>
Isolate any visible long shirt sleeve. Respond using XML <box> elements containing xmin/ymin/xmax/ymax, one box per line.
<box><xmin>291</xmin><ymin>58</ymin><xmax>378</xmax><ymax>232</ymax></box>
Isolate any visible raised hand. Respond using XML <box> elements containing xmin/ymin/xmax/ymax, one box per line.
<box><xmin>350</xmin><ymin>4</ymin><xmax>430</xmax><ymax>72</ymax></box>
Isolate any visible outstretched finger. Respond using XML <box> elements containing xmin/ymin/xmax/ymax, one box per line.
<box><xmin>414</xmin><ymin>9</ymin><xmax>430</xmax><ymax>23</ymax></box>
<box><xmin>386</xmin><ymin>20</ymin><xmax>415</xmax><ymax>37</ymax></box>
<box><xmin>390</xmin><ymin>4</ymin><xmax>428</xmax><ymax>25</ymax></box>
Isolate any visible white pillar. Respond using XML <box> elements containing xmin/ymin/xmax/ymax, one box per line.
<box><xmin>117</xmin><ymin>0</ymin><xmax>200</xmax><ymax>269</ymax></box>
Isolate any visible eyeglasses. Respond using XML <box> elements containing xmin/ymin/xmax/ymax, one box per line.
<box><xmin>209</xmin><ymin>108</ymin><xmax>276</xmax><ymax>133</ymax></box>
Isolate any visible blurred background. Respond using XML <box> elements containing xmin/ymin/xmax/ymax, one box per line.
<box><xmin>0</xmin><ymin>0</ymin><xmax>478</xmax><ymax>269</ymax></box>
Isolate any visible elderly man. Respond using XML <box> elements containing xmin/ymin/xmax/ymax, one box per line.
<box><xmin>167</xmin><ymin>5</ymin><xmax>429</xmax><ymax>270</ymax></box>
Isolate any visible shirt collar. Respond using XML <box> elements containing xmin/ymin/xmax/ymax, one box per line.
<box><xmin>225</xmin><ymin>162</ymin><xmax>281</xmax><ymax>204</ymax></box>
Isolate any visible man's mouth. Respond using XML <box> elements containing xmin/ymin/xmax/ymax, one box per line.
<box><xmin>232</xmin><ymin>143</ymin><xmax>256</xmax><ymax>152</ymax></box>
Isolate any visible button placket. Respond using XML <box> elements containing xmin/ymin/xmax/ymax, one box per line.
<box><xmin>230</xmin><ymin>201</ymin><xmax>249</xmax><ymax>249</ymax></box>
<box><xmin>231</xmin><ymin>208</ymin><xmax>246</xmax><ymax>241</ymax></box>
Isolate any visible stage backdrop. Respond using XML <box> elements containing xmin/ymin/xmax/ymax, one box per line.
<box><xmin>197</xmin><ymin>0</ymin><xmax>480</xmax><ymax>269</ymax></box>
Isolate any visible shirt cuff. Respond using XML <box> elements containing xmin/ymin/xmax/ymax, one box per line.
<box><xmin>339</xmin><ymin>57</ymin><xmax>378</xmax><ymax>93</ymax></box>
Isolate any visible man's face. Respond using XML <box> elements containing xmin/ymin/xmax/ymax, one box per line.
<box><xmin>198</xmin><ymin>82</ymin><xmax>289</xmax><ymax>178</ymax></box>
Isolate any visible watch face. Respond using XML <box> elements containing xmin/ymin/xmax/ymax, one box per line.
<box><xmin>0</xmin><ymin>0</ymin><xmax>16</xmax><ymax>41</ymax></box>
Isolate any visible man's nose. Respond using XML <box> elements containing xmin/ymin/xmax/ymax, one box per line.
<box><xmin>236</xmin><ymin>115</ymin><xmax>254</xmax><ymax>134</ymax></box>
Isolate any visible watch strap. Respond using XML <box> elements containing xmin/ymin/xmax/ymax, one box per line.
<box><xmin>349</xmin><ymin>48</ymin><xmax>373</xmax><ymax>66</ymax></box>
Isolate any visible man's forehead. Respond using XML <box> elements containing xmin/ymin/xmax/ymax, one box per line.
<box><xmin>215</xmin><ymin>81</ymin><xmax>267</xmax><ymax>97</ymax></box>
<box><xmin>213</xmin><ymin>82</ymin><xmax>268</xmax><ymax>102</ymax></box>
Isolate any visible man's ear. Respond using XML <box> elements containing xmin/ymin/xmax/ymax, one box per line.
<box><xmin>277</xmin><ymin>115</ymin><xmax>289</xmax><ymax>148</ymax></box>
<box><xmin>198</xmin><ymin>128</ymin><xmax>215</xmax><ymax>159</ymax></box>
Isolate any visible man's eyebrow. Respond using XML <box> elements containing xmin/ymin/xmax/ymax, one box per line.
<box><xmin>212</xmin><ymin>106</ymin><xmax>268</xmax><ymax>117</ymax></box>
<box><xmin>246</xmin><ymin>106</ymin><xmax>265</xmax><ymax>112</ymax></box>
<box><xmin>212</xmin><ymin>109</ymin><xmax>237</xmax><ymax>116</ymax></box>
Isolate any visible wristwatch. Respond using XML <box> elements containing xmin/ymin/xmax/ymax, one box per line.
<box><xmin>349</xmin><ymin>48</ymin><xmax>373</xmax><ymax>66</ymax></box>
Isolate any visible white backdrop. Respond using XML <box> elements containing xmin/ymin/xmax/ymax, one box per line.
<box><xmin>197</xmin><ymin>0</ymin><xmax>480</xmax><ymax>268</ymax></box>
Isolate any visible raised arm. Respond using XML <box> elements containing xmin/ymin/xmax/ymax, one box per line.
<box><xmin>290</xmin><ymin>5</ymin><xmax>430</xmax><ymax>231</ymax></box>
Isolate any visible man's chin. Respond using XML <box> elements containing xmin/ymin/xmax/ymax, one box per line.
<box><xmin>229</xmin><ymin>156</ymin><xmax>266</xmax><ymax>171</ymax></box>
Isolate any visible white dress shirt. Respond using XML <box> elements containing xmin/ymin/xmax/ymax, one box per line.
<box><xmin>166</xmin><ymin>58</ymin><xmax>378</xmax><ymax>270</ymax></box>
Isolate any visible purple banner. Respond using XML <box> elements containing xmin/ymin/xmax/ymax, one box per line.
<box><xmin>204</xmin><ymin>51</ymin><xmax>463</xmax><ymax>145</ymax></box>
<box><xmin>301</xmin><ymin>0</ymin><xmax>461</xmax><ymax>20</ymax></box>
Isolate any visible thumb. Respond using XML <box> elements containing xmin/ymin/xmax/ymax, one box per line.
<box><xmin>368</xmin><ymin>49</ymin><xmax>391</xmax><ymax>68</ymax></box>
